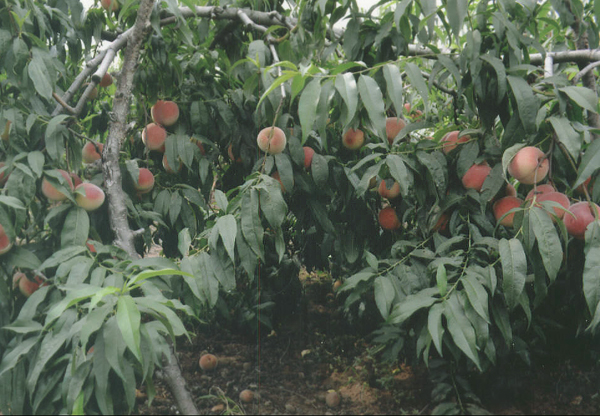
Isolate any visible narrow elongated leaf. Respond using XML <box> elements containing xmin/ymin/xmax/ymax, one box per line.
<box><xmin>44</xmin><ymin>285</ymin><xmax>100</xmax><ymax>327</ymax></box>
<box><xmin>241</xmin><ymin>189</ymin><xmax>264</xmax><ymax>260</ymax></box>
<box><xmin>559</xmin><ymin>86</ymin><xmax>598</xmax><ymax>113</ymax></box>
<box><xmin>388</xmin><ymin>288</ymin><xmax>439</xmax><ymax>324</ymax></box>
<box><xmin>499</xmin><ymin>238</ymin><xmax>527</xmax><ymax>310</ymax></box>
<box><xmin>27</xmin><ymin>327</ymin><xmax>70</xmax><ymax>392</ymax></box>
<box><xmin>216</xmin><ymin>214</ymin><xmax>237</xmax><ymax>263</ymax></box>
<box><xmin>28</xmin><ymin>51</ymin><xmax>53</xmax><ymax>100</ymax></box>
<box><xmin>584</xmin><ymin>222</ymin><xmax>600</xmax><ymax>331</ymax></box>
<box><xmin>480</xmin><ymin>55</ymin><xmax>507</xmax><ymax>103</ymax></box>
<box><xmin>463</xmin><ymin>273</ymin><xmax>490</xmax><ymax>323</ymax></box>
<box><xmin>447</xmin><ymin>0</ymin><xmax>468</xmax><ymax>40</ymax></box>
<box><xmin>405</xmin><ymin>63</ymin><xmax>429</xmax><ymax>113</ymax></box>
<box><xmin>311</xmin><ymin>153</ymin><xmax>329</xmax><ymax>187</ymax></box>
<box><xmin>358</xmin><ymin>75</ymin><xmax>387</xmax><ymax>141</ymax></box>
<box><xmin>530</xmin><ymin>207</ymin><xmax>562</xmax><ymax>282</ymax></box>
<box><xmin>383</xmin><ymin>64</ymin><xmax>404</xmax><ymax>116</ymax></box>
<box><xmin>374</xmin><ymin>275</ymin><xmax>395</xmax><ymax>319</ymax></box>
<box><xmin>549</xmin><ymin>116</ymin><xmax>582</xmax><ymax>160</ymax></box>
<box><xmin>416</xmin><ymin>151</ymin><xmax>447</xmax><ymax>194</ymax></box>
<box><xmin>298</xmin><ymin>78</ymin><xmax>321</xmax><ymax>143</ymax></box>
<box><xmin>116</xmin><ymin>295</ymin><xmax>142</xmax><ymax>362</ymax></box>
<box><xmin>444</xmin><ymin>295</ymin><xmax>482</xmax><ymax>370</ymax></box>
<box><xmin>574</xmin><ymin>138</ymin><xmax>600</xmax><ymax>188</ymax></box>
<box><xmin>427</xmin><ymin>303</ymin><xmax>444</xmax><ymax>356</ymax></box>
<box><xmin>436</xmin><ymin>264</ymin><xmax>447</xmax><ymax>296</ymax></box>
<box><xmin>507</xmin><ymin>76</ymin><xmax>539</xmax><ymax>134</ymax></box>
<box><xmin>0</xmin><ymin>336</ymin><xmax>39</xmax><ymax>377</ymax></box>
<box><xmin>60</xmin><ymin>207</ymin><xmax>89</xmax><ymax>248</ymax></box>
<box><xmin>258</xmin><ymin>175</ymin><xmax>288</xmax><ymax>229</ymax></box>
<box><xmin>335</xmin><ymin>73</ymin><xmax>358</xmax><ymax>127</ymax></box>
<box><xmin>386</xmin><ymin>155</ymin><xmax>412</xmax><ymax>195</ymax></box>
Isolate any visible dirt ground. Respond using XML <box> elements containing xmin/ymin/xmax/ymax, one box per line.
<box><xmin>137</xmin><ymin>270</ymin><xmax>600</xmax><ymax>415</ymax></box>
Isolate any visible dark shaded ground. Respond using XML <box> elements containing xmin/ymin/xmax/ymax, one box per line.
<box><xmin>137</xmin><ymin>270</ymin><xmax>600</xmax><ymax>415</ymax></box>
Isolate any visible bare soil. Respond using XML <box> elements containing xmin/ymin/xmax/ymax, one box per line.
<box><xmin>137</xmin><ymin>269</ymin><xmax>600</xmax><ymax>415</ymax></box>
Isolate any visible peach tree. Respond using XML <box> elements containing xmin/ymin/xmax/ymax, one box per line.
<box><xmin>1</xmin><ymin>0</ymin><xmax>600</xmax><ymax>414</ymax></box>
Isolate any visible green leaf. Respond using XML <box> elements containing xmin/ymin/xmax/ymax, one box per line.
<box><xmin>39</xmin><ymin>246</ymin><xmax>86</xmax><ymax>270</ymax></box>
<box><xmin>559</xmin><ymin>86</ymin><xmax>598</xmax><ymax>113</ymax></box>
<box><xmin>499</xmin><ymin>238</ymin><xmax>527</xmax><ymax>310</ymax></box>
<box><xmin>216</xmin><ymin>214</ymin><xmax>237</xmax><ymax>264</ymax></box>
<box><xmin>383</xmin><ymin>64</ymin><xmax>404</xmax><ymax>117</ymax></box>
<box><xmin>210</xmin><ymin>248</ymin><xmax>236</xmax><ymax>291</ymax></box>
<box><xmin>584</xmin><ymin>222</ymin><xmax>600</xmax><ymax>331</ymax></box>
<box><xmin>116</xmin><ymin>295</ymin><xmax>142</xmax><ymax>363</ymax></box>
<box><xmin>463</xmin><ymin>273</ymin><xmax>490</xmax><ymax>323</ymax></box>
<box><xmin>60</xmin><ymin>207</ymin><xmax>90</xmax><ymax>248</ymax></box>
<box><xmin>480</xmin><ymin>55</ymin><xmax>507</xmax><ymax>104</ymax></box>
<box><xmin>257</xmin><ymin>71</ymin><xmax>297</xmax><ymax>109</ymax></box>
<box><xmin>436</xmin><ymin>264</ymin><xmax>447</xmax><ymax>296</ymax></box>
<box><xmin>507</xmin><ymin>75</ymin><xmax>539</xmax><ymax>134</ymax></box>
<box><xmin>0</xmin><ymin>337</ymin><xmax>39</xmax><ymax>378</ymax></box>
<box><xmin>311</xmin><ymin>153</ymin><xmax>329</xmax><ymax>187</ymax></box>
<box><xmin>298</xmin><ymin>78</ymin><xmax>321</xmax><ymax>144</ymax></box>
<box><xmin>45</xmin><ymin>285</ymin><xmax>100</xmax><ymax>327</ymax></box>
<box><xmin>335</xmin><ymin>73</ymin><xmax>358</xmax><ymax>127</ymax></box>
<box><xmin>549</xmin><ymin>116</ymin><xmax>582</xmax><ymax>160</ymax></box>
<box><xmin>388</xmin><ymin>288</ymin><xmax>439</xmax><ymax>324</ymax></box>
<box><xmin>444</xmin><ymin>294</ymin><xmax>482</xmax><ymax>371</ymax></box>
<box><xmin>358</xmin><ymin>74</ymin><xmax>387</xmax><ymax>142</ymax></box>
<box><xmin>28</xmin><ymin>50</ymin><xmax>53</xmax><ymax>100</ymax></box>
<box><xmin>178</xmin><ymin>228</ymin><xmax>191</xmax><ymax>257</ymax></box>
<box><xmin>530</xmin><ymin>207</ymin><xmax>563</xmax><ymax>282</ymax></box>
<box><xmin>274</xmin><ymin>153</ymin><xmax>294</xmax><ymax>192</ymax></box>
<box><xmin>0</xmin><ymin>195</ymin><xmax>25</xmax><ymax>210</ymax></box>
<box><xmin>574</xmin><ymin>138</ymin><xmax>600</xmax><ymax>189</ymax></box>
<box><xmin>416</xmin><ymin>151</ymin><xmax>447</xmax><ymax>194</ymax></box>
<box><xmin>213</xmin><ymin>189</ymin><xmax>228</xmax><ymax>212</ymax></box>
<box><xmin>405</xmin><ymin>63</ymin><xmax>429</xmax><ymax>114</ymax></box>
<box><xmin>386</xmin><ymin>155</ymin><xmax>412</xmax><ymax>196</ymax></box>
<box><xmin>374</xmin><ymin>275</ymin><xmax>395</xmax><ymax>319</ymax></box>
<box><xmin>258</xmin><ymin>174</ymin><xmax>288</xmax><ymax>229</ymax></box>
<box><xmin>241</xmin><ymin>189</ymin><xmax>265</xmax><ymax>261</ymax></box>
<box><xmin>27</xmin><ymin>326</ymin><xmax>71</xmax><ymax>392</ymax></box>
<box><xmin>27</xmin><ymin>151</ymin><xmax>45</xmax><ymax>178</ymax></box>
<box><xmin>127</xmin><ymin>268</ymin><xmax>192</xmax><ymax>290</ymax></box>
<box><xmin>427</xmin><ymin>303</ymin><xmax>445</xmax><ymax>356</ymax></box>
<box><xmin>447</xmin><ymin>0</ymin><xmax>468</xmax><ymax>41</ymax></box>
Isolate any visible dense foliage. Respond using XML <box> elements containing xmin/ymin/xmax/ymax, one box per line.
<box><xmin>1</xmin><ymin>0</ymin><xmax>600</xmax><ymax>413</ymax></box>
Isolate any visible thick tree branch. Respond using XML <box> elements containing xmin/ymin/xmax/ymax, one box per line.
<box><xmin>100</xmin><ymin>1</ymin><xmax>200</xmax><ymax>414</ymax></box>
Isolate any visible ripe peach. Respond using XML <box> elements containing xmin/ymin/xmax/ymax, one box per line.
<box><xmin>199</xmin><ymin>353</ymin><xmax>218</xmax><ymax>371</ymax></box>
<box><xmin>75</xmin><ymin>182</ymin><xmax>106</xmax><ymax>212</ymax></box>
<box><xmin>135</xmin><ymin>168</ymin><xmax>155</xmax><ymax>193</ymax></box>
<box><xmin>0</xmin><ymin>162</ymin><xmax>10</xmax><ymax>186</ymax></box>
<box><xmin>303</xmin><ymin>146</ymin><xmax>315</xmax><ymax>169</ymax></box>
<box><xmin>228</xmin><ymin>144</ymin><xmax>243</xmax><ymax>163</ymax></box>
<box><xmin>504</xmin><ymin>183</ymin><xmax>517</xmax><ymax>197</ymax></box>
<box><xmin>82</xmin><ymin>142</ymin><xmax>103</xmax><ymax>164</ymax></box>
<box><xmin>564</xmin><ymin>201</ymin><xmax>600</xmax><ymax>239</ymax></box>
<box><xmin>151</xmin><ymin>100</ymin><xmax>179</xmax><ymax>127</ymax></box>
<box><xmin>0</xmin><ymin>223</ymin><xmax>12</xmax><ymax>255</ymax></box>
<box><xmin>257</xmin><ymin>126</ymin><xmax>287</xmax><ymax>155</ymax></box>
<box><xmin>342</xmin><ymin>128</ymin><xmax>365</xmax><ymax>150</ymax></box>
<box><xmin>575</xmin><ymin>177</ymin><xmax>592</xmax><ymax>195</ymax></box>
<box><xmin>508</xmin><ymin>146</ymin><xmax>549</xmax><ymax>185</ymax></box>
<box><xmin>433</xmin><ymin>212</ymin><xmax>449</xmax><ymax>232</ymax></box>
<box><xmin>493</xmin><ymin>196</ymin><xmax>523</xmax><ymax>227</ymax></box>
<box><xmin>239</xmin><ymin>389</ymin><xmax>254</xmax><ymax>403</ymax></box>
<box><xmin>332</xmin><ymin>280</ymin><xmax>342</xmax><ymax>291</ymax></box>
<box><xmin>532</xmin><ymin>192</ymin><xmax>570</xmax><ymax>220</ymax></box>
<box><xmin>441</xmin><ymin>131</ymin><xmax>470</xmax><ymax>154</ymax></box>
<box><xmin>386</xmin><ymin>117</ymin><xmax>406</xmax><ymax>145</ymax></box>
<box><xmin>325</xmin><ymin>391</ymin><xmax>341</xmax><ymax>408</ymax></box>
<box><xmin>525</xmin><ymin>184</ymin><xmax>555</xmax><ymax>201</ymax></box>
<box><xmin>41</xmin><ymin>169</ymin><xmax>74</xmax><ymax>202</ymax></box>
<box><xmin>378</xmin><ymin>206</ymin><xmax>401</xmax><ymax>231</ymax></box>
<box><xmin>193</xmin><ymin>138</ymin><xmax>206</xmax><ymax>155</ymax></box>
<box><xmin>86</xmin><ymin>239</ymin><xmax>97</xmax><ymax>253</ymax></box>
<box><xmin>12</xmin><ymin>272</ymin><xmax>44</xmax><ymax>297</ymax></box>
<box><xmin>101</xmin><ymin>0</ymin><xmax>119</xmax><ymax>12</ymax></box>
<box><xmin>142</xmin><ymin>123</ymin><xmax>167</xmax><ymax>152</ymax></box>
<box><xmin>99</xmin><ymin>73</ymin><xmax>113</xmax><ymax>87</ymax></box>
<box><xmin>162</xmin><ymin>154</ymin><xmax>182</xmax><ymax>174</ymax></box>
<box><xmin>84</xmin><ymin>83</ymin><xmax>98</xmax><ymax>100</ymax></box>
<box><xmin>462</xmin><ymin>163</ymin><xmax>492</xmax><ymax>192</ymax></box>
<box><xmin>70</xmin><ymin>173</ymin><xmax>83</xmax><ymax>188</ymax></box>
<box><xmin>378</xmin><ymin>179</ymin><xmax>401</xmax><ymax>199</ymax></box>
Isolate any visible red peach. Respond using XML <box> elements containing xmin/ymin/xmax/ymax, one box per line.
<box><xmin>378</xmin><ymin>207</ymin><xmax>401</xmax><ymax>231</ymax></box>
<box><xmin>0</xmin><ymin>162</ymin><xmax>9</xmax><ymax>186</ymax></box>
<box><xmin>386</xmin><ymin>117</ymin><xmax>407</xmax><ymax>145</ymax></box>
<box><xmin>199</xmin><ymin>353</ymin><xmax>218</xmax><ymax>371</ymax></box>
<box><xmin>12</xmin><ymin>272</ymin><xmax>44</xmax><ymax>297</ymax></box>
<box><xmin>493</xmin><ymin>196</ymin><xmax>523</xmax><ymax>227</ymax></box>
<box><xmin>70</xmin><ymin>173</ymin><xmax>83</xmax><ymax>188</ymax></box>
<box><xmin>441</xmin><ymin>131</ymin><xmax>470</xmax><ymax>154</ymax></box>
<box><xmin>564</xmin><ymin>201</ymin><xmax>600</xmax><ymax>239</ymax></box>
<box><xmin>142</xmin><ymin>123</ymin><xmax>167</xmax><ymax>152</ymax></box>
<box><xmin>135</xmin><ymin>168</ymin><xmax>155</xmax><ymax>193</ymax></box>
<box><xmin>75</xmin><ymin>183</ymin><xmax>106</xmax><ymax>212</ymax></box>
<box><xmin>525</xmin><ymin>184</ymin><xmax>555</xmax><ymax>201</ymax></box>
<box><xmin>41</xmin><ymin>169</ymin><xmax>75</xmax><ymax>202</ymax></box>
<box><xmin>100</xmin><ymin>0</ymin><xmax>119</xmax><ymax>11</ymax></box>
<box><xmin>0</xmin><ymin>223</ymin><xmax>12</xmax><ymax>255</ymax></box>
<box><xmin>378</xmin><ymin>179</ymin><xmax>401</xmax><ymax>199</ymax></box>
<box><xmin>162</xmin><ymin>154</ymin><xmax>182</xmax><ymax>174</ymax></box>
<box><xmin>462</xmin><ymin>163</ymin><xmax>492</xmax><ymax>192</ymax></box>
<box><xmin>508</xmin><ymin>146</ymin><xmax>549</xmax><ymax>185</ymax></box>
<box><xmin>433</xmin><ymin>212</ymin><xmax>450</xmax><ymax>232</ymax></box>
<box><xmin>532</xmin><ymin>192</ymin><xmax>570</xmax><ymax>220</ymax></box>
<box><xmin>257</xmin><ymin>126</ymin><xmax>287</xmax><ymax>155</ymax></box>
<box><xmin>504</xmin><ymin>183</ymin><xmax>517</xmax><ymax>197</ymax></box>
<box><xmin>575</xmin><ymin>177</ymin><xmax>592</xmax><ymax>195</ymax></box>
<box><xmin>99</xmin><ymin>73</ymin><xmax>113</xmax><ymax>87</ymax></box>
<box><xmin>151</xmin><ymin>100</ymin><xmax>179</xmax><ymax>127</ymax></box>
<box><xmin>342</xmin><ymin>128</ymin><xmax>365</xmax><ymax>150</ymax></box>
<box><xmin>82</xmin><ymin>142</ymin><xmax>103</xmax><ymax>164</ymax></box>
<box><xmin>303</xmin><ymin>147</ymin><xmax>315</xmax><ymax>169</ymax></box>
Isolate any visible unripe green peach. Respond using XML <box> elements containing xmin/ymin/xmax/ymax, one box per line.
<box><xmin>342</xmin><ymin>128</ymin><xmax>364</xmax><ymax>151</ymax></box>
<box><xmin>507</xmin><ymin>146</ymin><xmax>549</xmax><ymax>185</ymax></box>
<box><xmin>257</xmin><ymin>126</ymin><xmax>287</xmax><ymax>155</ymax></box>
<box><xmin>142</xmin><ymin>123</ymin><xmax>167</xmax><ymax>152</ymax></box>
<box><xmin>75</xmin><ymin>182</ymin><xmax>105</xmax><ymax>212</ymax></box>
<box><xmin>151</xmin><ymin>100</ymin><xmax>179</xmax><ymax>127</ymax></box>
<box><xmin>41</xmin><ymin>169</ymin><xmax>74</xmax><ymax>202</ymax></box>
<box><xmin>82</xmin><ymin>142</ymin><xmax>103</xmax><ymax>164</ymax></box>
